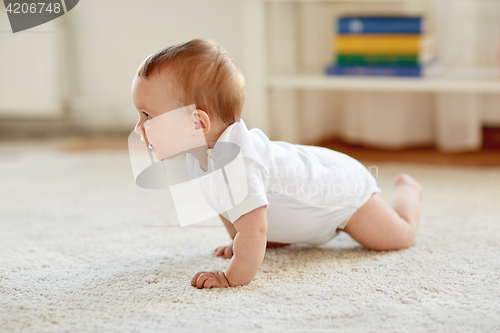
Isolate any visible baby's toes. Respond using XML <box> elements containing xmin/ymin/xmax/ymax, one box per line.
<box><xmin>394</xmin><ymin>173</ymin><xmax>424</xmax><ymax>199</ymax></box>
<box><xmin>393</xmin><ymin>173</ymin><xmax>409</xmax><ymax>186</ymax></box>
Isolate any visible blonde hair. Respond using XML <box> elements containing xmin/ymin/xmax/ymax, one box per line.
<box><xmin>136</xmin><ymin>39</ymin><xmax>245</xmax><ymax>125</ymax></box>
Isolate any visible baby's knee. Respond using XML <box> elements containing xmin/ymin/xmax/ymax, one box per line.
<box><xmin>390</xmin><ymin>226</ymin><xmax>416</xmax><ymax>250</ymax></box>
<box><xmin>369</xmin><ymin>225</ymin><xmax>416</xmax><ymax>251</ymax></box>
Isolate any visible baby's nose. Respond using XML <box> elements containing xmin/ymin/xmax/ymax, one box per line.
<box><xmin>134</xmin><ymin>123</ymin><xmax>143</xmax><ymax>135</ymax></box>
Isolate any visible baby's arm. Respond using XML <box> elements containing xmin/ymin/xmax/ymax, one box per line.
<box><xmin>225</xmin><ymin>206</ymin><xmax>267</xmax><ymax>285</ymax></box>
<box><xmin>219</xmin><ymin>214</ymin><xmax>237</xmax><ymax>240</ymax></box>
<box><xmin>214</xmin><ymin>214</ymin><xmax>289</xmax><ymax>259</ymax></box>
<box><xmin>191</xmin><ymin>206</ymin><xmax>268</xmax><ymax>288</ymax></box>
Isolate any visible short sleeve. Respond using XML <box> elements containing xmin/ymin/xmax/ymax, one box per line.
<box><xmin>221</xmin><ymin>158</ymin><xmax>269</xmax><ymax>223</ymax></box>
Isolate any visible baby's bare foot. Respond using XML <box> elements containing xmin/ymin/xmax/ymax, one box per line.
<box><xmin>394</xmin><ymin>173</ymin><xmax>423</xmax><ymax>200</ymax></box>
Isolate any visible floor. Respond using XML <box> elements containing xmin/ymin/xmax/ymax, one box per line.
<box><xmin>1</xmin><ymin>137</ymin><xmax>499</xmax><ymax>332</ymax></box>
<box><xmin>319</xmin><ymin>127</ymin><xmax>500</xmax><ymax>167</ymax></box>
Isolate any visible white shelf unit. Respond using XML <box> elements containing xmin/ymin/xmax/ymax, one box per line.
<box><xmin>243</xmin><ymin>0</ymin><xmax>500</xmax><ymax>151</ymax></box>
<box><xmin>268</xmin><ymin>75</ymin><xmax>500</xmax><ymax>93</ymax></box>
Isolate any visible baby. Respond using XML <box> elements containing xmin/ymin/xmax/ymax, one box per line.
<box><xmin>131</xmin><ymin>39</ymin><xmax>423</xmax><ymax>289</ymax></box>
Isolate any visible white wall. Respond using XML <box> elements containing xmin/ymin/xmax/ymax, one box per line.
<box><xmin>0</xmin><ymin>11</ymin><xmax>63</xmax><ymax>118</ymax></box>
<box><xmin>65</xmin><ymin>0</ymin><xmax>245</xmax><ymax>130</ymax></box>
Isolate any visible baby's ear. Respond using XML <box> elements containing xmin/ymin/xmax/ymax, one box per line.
<box><xmin>191</xmin><ymin>109</ymin><xmax>211</xmax><ymax>135</ymax></box>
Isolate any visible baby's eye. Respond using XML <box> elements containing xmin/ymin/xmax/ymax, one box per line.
<box><xmin>143</xmin><ymin>112</ymin><xmax>152</xmax><ymax>120</ymax></box>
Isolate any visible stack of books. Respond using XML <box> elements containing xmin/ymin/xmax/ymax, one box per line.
<box><xmin>326</xmin><ymin>16</ymin><xmax>428</xmax><ymax>77</ymax></box>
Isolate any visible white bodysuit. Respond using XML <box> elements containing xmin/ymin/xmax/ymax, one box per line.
<box><xmin>186</xmin><ymin>119</ymin><xmax>381</xmax><ymax>246</ymax></box>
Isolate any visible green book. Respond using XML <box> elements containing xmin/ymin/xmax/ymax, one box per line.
<box><xmin>336</xmin><ymin>54</ymin><xmax>419</xmax><ymax>66</ymax></box>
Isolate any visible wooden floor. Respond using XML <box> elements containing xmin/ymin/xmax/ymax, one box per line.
<box><xmin>60</xmin><ymin>128</ymin><xmax>500</xmax><ymax>167</ymax></box>
<box><xmin>318</xmin><ymin>127</ymin><xmax>500</xmax><ymax>167</ymax></box>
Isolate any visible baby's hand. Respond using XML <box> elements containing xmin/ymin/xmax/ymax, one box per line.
<box><xmin>191</xmin><ymin>270</ymin><xmax>230</xmax><ymax>289</ymax></box>
<box><xmin>213</xmin><ymin>243</ymin><xmax>233</xmax><ymax>259</ymax></box>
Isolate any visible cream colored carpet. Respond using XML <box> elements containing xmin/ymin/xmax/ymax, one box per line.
<box><xmin>1</xmin><ymin>140</ymin><xmax>499</xmax><ymax>333</ymax></box>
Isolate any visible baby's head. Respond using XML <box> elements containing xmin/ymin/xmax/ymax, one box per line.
<box><xmin>132</xmin><ymin>39</ymin><xmax>245</xmax><ymax>159</ymax></box>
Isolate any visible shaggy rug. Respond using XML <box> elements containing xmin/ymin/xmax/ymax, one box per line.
<box><xmin>1</xmin><ymin>139</ymin><xmax>499</xmax><ymax>333</ymax></box>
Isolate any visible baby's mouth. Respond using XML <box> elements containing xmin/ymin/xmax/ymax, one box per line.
<box><xmin>139</xmin><ymin>135</ymin><xmax>154</xmax><ymax>151</ymax></box>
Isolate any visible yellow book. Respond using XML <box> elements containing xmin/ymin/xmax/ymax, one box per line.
<box><xmin>335</xmin><ymin>35</ymin><xmax>420</xmax><ymax>55</ymax></box>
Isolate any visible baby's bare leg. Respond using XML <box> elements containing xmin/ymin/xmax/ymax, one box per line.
<box><xmin>343</xmin><ymin>174</ymin><xmax>423</xmax><ymax>251</ymax></box>
<box><xmin>390</xmin><ymin>174</ymin><xmax>423</xmax><ymax>235</ymax></box>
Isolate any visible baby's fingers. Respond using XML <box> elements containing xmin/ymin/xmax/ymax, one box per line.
<box><xmin>213</xmin><ymin>246</ymin><xmax>227</xmax><ymax>257</ymax></box>
<box><xmin>203</xmin><ymin>278</ymin><xmax>219</xmax><ymax>289</ymax></box>
<box><xmin>194</xmin><ymin>272</ymin><xmax>212</xmax><ymax>289</ymax></box>
<box><xmin>223</xmin><ymin>246</ymin><xmax>233</xmax><ymax>259</ymax></box>
<box><xmin>190</xmin><ymin>271</ymin><xmax>204</xmax><ymax>286</ymax></box>
<box><xmin>213</xmin><ymin>245</ymin><xmax>233</xmax><ymax>258</ymax></box>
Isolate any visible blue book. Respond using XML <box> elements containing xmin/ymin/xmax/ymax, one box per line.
<box><xmin>325</xmin><ymin>64</ymin><xmax>422</xmax><ymax>77</ymax></box>
<box><xmin>338</xmin><ymin>17</ymin><xmax>422</xmax><ymax>34</ymax></box>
